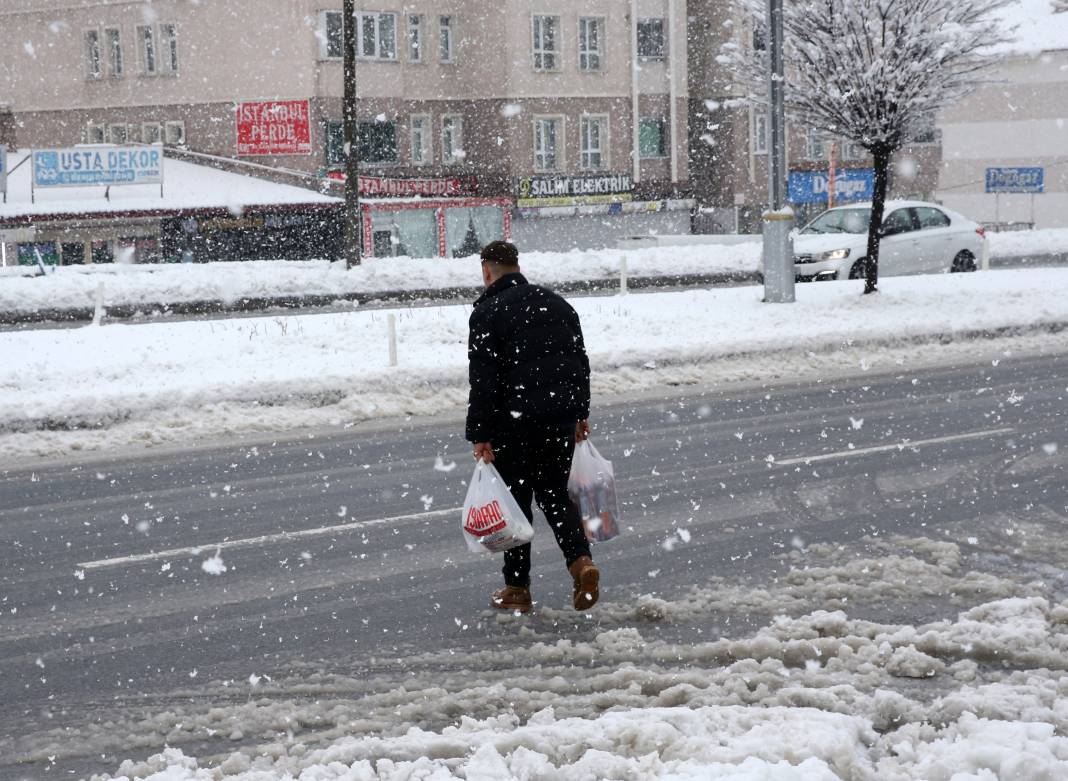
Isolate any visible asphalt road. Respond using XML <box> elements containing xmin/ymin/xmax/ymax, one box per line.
<box><xmin>1</xmin><ymin>348</ymin><xmax>1066</xmax><ymax>778</ymax></box>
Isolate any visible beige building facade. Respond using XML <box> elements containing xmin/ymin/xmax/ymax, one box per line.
<box><xmin>1</xmin><ymin>0</ymin><xmax>693</xmax><ymax>254</ymax></box>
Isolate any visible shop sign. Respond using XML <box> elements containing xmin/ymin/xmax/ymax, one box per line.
<box><xmin>198</xmin><ymin>215</ymin><xmax>266</xmax><ymax>233</ymax></box>
<box><xmin>788</xmin><ymin>168</ymin><xmax>873</xmax><ymax>205</ymax></box>
<box><xmin>326</xmin><ymin>172</ymin><xmax>477</xmax><ymax>197</ymax></box>
<box><xmin>516</xmin><ymin>173</ymin><xmax>634</xmax><ymax>206</ymax></box>
<box><xmin>985</xmin><ymin>167</ymin><xmax>1043</xmax><ymax>194</ymax></box>
<box><xmin>237</xmin><ymin>100</ymin><xmax>313</xmax><ymax>156</ymax></box>
<box><xmin>32</xmin><ymin>146</ymin><xmax>164</xmax><ymax>188</ymax></box>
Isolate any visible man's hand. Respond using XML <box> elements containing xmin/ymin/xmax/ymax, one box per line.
<box><xmin>473</xmin><ymin>442</ymin><xmax>495</xmax><ymax>463</ymax></box>
<box><xmin>575</xmin><ymin>420</ymin><xmax>590</xmax><ymax>442</ymax></box>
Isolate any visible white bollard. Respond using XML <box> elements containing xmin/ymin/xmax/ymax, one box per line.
<box><xmin>91</xmin><ymin>281</ymin><xmax>106</xmax><ymax>326</ymax></box>
<box><xmin>980</xmin><ymin>237</ymin><xmax>990</xmax><ymax>271</ymax></box>
<box><xmin>619</xmin><ymin>256</ymin><xmax>628</xmax><ymax>295</ymax></box>
<box><xmin>387</xmin><ymin>313</ymin><xmax>398</xmax><ymax>367</ymax></box>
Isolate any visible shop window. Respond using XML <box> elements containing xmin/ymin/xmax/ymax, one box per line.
<box><xmin>61</xmin><ymin>243</ymin><xmax>86</xmax><ymax>265</ymax></box>
<box><xmin>373</xmin><ymin>230</ymin><xmax>396</xmax><ymax>257</ymax></box>
<box><xmin>358</xmin><ymin>120</ymin><xmax>398</xmax><ymax>164</ymax></box>
<box><xmin>638</xmin><ymin>118</ymin><xmax>666</xmax><ymax>158</ymax></box>
<box><xmin>636</xmin><ymin>18</ymin><xmax>666</xmax><ymax>60</ymax></box>
<box><xmin>91</xmin><ymin>239</ymin><xmax>115</xmax><ymax>264</ymax></box>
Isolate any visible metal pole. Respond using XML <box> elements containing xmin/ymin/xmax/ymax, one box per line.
<box><xmin>762</xmin><ymin>0</ymin><xmax>795</xmax><ymax>303</ymax></box>
<box><xmin>343</xmin><ymin>0</ymin><xmax>362</xmax><ymax>267</ymax></box>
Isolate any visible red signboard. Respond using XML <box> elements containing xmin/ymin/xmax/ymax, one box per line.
<box><xmin>236</xmin><ymin>100</ymin><xmax>312</xmax><ymax>156</ymax></box>
<box><xmin>326</xmin><ymin>172</ymin><xmax>477</xmax><ymax>197</ymax></box>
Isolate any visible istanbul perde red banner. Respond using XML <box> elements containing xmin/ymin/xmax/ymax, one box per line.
<box><xmin>236</xmin><ymin>100</ymin><xmax>312</xmax><ymax>156</ymax></box>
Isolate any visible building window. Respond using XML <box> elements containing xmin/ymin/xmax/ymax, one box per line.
<box><xmin>636</xmin><ymin>18</ymin><xmax>666</xmax><ymax>60</ymax></box>
<box><xmin>441</xmin><ymin>114</ymin><xmax>463</xmax><ymax>163</ymax></box>
<box><xmin>137</xmin><ymin>25</ymin><xmax>157</xmax><ymax>74</ymax></box>
<box><xmin>910</xmin><ymin>115</ymin><xmax>937</xmax><ymax>144</ymax></box>
<box><xmin>752</xmin><ymin>18</ymin><xmax>767</xmax><ymax>51</ymax></box>
<box><xmin>534</xmin><ymin>117</ymin><xmax>562</xmax><ymax>171</ymax></box>
<box><xmin>410</xmin><ymin>114</ymin><xmax>431</xmax><ymax>165</ymax></box>
<box><xmin>325</xmin><ymin>120</ymin><xmax>345</xmax><ymax>165</ymax></box>
<box><xmin>319</xmin><ymin>10</ymin><xmax>344</xmax><ymax>59</ymax></box>
<box><xmin>142</xmin><ymin>122</ymin><xmax>163</xmax><ymax>143</ymax></box>
<box><xmin>752</xmin><ymin>111</ymin><xmax>768</xmax><ymax>154</ymax></box>
<box><xmin>639</xmin><ymin>118</ymin><xmax>666</xmax><ymax>158</ymax></box>
<box><xmin>85</xmin><ymin>30</ymin><xmax>102</xmax><ymax>78</ymax></box>
<box><xmin>356</xmin><ymin>12</ymin><xmax>397</xmax><ymax>60</ymax></box>
<box><xmin>578</xmin><ymin>17</ymin><xmax>603</xmax><ymax>72</ymax></box>
<box><xmin>840</xmin><ymin>140</ymin><xmax>864</xmax><ymax>161</ymax></box>
<box><xmin>105</xmin><ymin>27</ymin><xmax>123</xmax><ymax>77</ymax></box>
<box><xmin>86</xmin><ymin>123</ymin><xmax>106</xmax><ymax>144</ymax></box>
<box><xmin>408</xmin><ymin>14</ymin><xmax>423</xmax><ymax>62</ymax></box>
<box><xmin>159</xmin><ymin>23</ymin><xmax>178</xmax><ymax>72</ymax></box>
<box><xmin>439</xmin><ymin>16</ymin><xmax>454</xmax><ymax>62</ymax></box>
<box><xmin>164</xmin><ymin>120</ymin><xmax>185</xmax><ymax>145</ymax></box>
<box><xmin>358</xmin><ymin>119</ymin><xmax>398</xmax><ymax>164</ymax></box>
<box><xmin>532</xmin><ymin>15</ymin><xmax>559</xmax><ymax>72</ymax></box>
<box><xmin>806</xmin><ymin>129</ymin><xmax>828</xmax><ymax>160</ymax></box>
<box><xmin>108</xmin><ymin>123</ymin><xmax>128</xmax><ymax>143</ymax></box>
<box><xmin>580</xmin><ymin>115</ymin><xmax>607</xmax><ymax>170</ymax></box>
<box><xmin>126</xmin><ymin>123</ymin><xmax>142</xmax><ymax>143</ymax></box>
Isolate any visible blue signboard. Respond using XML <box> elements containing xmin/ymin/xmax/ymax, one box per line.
<box><xmin>32</xmin><ymin>146</ymin><xmax>164</xmax><ymax>188</ymax></box>
<box><xmin>788</xmin><ymin>168</ymin><xmax>874</xmax><ymax>205</ymax></box>
<box><xmin>985</xmin><ymin>167</ymin><xmax>1043</xmax><ymax>194</ymax></box>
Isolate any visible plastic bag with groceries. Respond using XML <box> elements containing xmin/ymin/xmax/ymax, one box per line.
<box><xmin>568</xmin><ymin>440</ymin><xmax>621</xmax><ymax>543</ymax></box>
<box><xmin>461</xmin><ymin>459</ymin><xmax>535</xmax><ymax>553</ymax></box>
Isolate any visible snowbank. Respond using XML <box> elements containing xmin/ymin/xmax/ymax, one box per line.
<box><xmin>1</xmin><ymin>268</ymin><xmax>1066</xmax><ymax>460</ymax></box>
<box><xmin>1</xmin><ymin>227</ymin><xmax>1064</xmax><ymax>317</ymax></box>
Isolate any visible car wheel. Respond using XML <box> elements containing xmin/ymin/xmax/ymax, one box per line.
<box><xmin>848</xmin><ymin>259</ymin><xmax>868</xmax><ymax>280</ymax></box>
<box><xmin>950</xmin><ymin>250</ymin><xmax>977</xmax><ymax>273</ymax></box>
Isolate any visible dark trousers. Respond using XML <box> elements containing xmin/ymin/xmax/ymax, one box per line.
<box><xmin>492</xmin><ymin>424</ymin><xmax>592</xmax><ymax>588</ymax></box>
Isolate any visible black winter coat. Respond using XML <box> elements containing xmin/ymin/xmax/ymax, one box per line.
<box><xmin>465</xmin><ymin>273</ymin><xmax>591</xmax><ymax>442</ymax></box>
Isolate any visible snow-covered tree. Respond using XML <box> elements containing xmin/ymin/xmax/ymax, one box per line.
<box><xmin>724</xmin><ymin>0</ymin><xmax>1013</xmax><ymax>293</ymax></box>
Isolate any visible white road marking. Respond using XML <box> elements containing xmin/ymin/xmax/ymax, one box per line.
<box><xmin>775</xmin><ymin>427</ymin><xmax>1015</xmax><ymax>467</ymax></box>
<box><xmin>78</xmin><ymin>506</ymin><xmax>461</xmax><ymax>571</ymax></box>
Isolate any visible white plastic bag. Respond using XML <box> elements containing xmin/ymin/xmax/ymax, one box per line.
<box><xmin>461</xmin><ymin>460</ymin><xmax>535</xmax><ymax>553</ymax></box>
<box><xmin>568</xmin><ymin>440</ymin><xmax>621</xmax><ymax>543</ymax></box>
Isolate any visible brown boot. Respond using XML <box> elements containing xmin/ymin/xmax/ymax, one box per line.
<box><xmin>568</xmin><ymin>556</ymin><xmax>600</xmax><ymax>611</ymax></box>
<box><xmin>491</xmin><ymin>585</ymin><xmax>532</xmax><ymax>613</ymax></box>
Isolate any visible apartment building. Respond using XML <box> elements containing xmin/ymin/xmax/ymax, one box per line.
<box><xmin>686</xmin><ymin>0</ymin><xmax>942</xmax><ymax>233</ymax></box>
<box><xmin>0</xmin><ymin>0</ymin><xmax>693</xmax><ymax>256</ymax></box>
<box><xmin>935</xmin><ymin>3</ymin><xmax>1068</xmax><ymax>230</ymax></box>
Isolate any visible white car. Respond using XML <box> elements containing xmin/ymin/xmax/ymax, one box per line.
<box><xmin>790</xmin><ymin>200</ymin><xmax>985</xmax><ymax>282</ymax></box>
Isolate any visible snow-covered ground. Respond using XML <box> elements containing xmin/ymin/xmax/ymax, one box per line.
<box><xmin>2</xmin><ymin>267</ymin><xmax>1067</xmax><ymax>463</ymax></box>
<box><xmin>2</xmin><ymin>228</ymin><xmax>1066</xmax><ymax>316</ymax></box>
<box><xmin>67</xmin><ymin>533</ymin><xmax>1068</xmax><ymax>780</ymax></box>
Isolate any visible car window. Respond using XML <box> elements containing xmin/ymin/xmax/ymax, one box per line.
<box><xmin>882</xmin><ymin>208</ymin><xmax>915</xmax><ymax>235</ymax></box>
<box><xmin>915</xmin><ymin>206</ymin><xmax>951</xmax><ymax>229</ymax></box>
<box><xmin>801</xmin><ymin>208</ymin><xmax>871</xmax><ymax>234</ymax></box>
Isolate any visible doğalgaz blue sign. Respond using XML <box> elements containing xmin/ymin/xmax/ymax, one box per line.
<box><xmin>788</xmin><ymin>168</ymin><xmax>874</xmax><ymax>205</ymax></box>
<box><xmin>985</xmin><ymin>167</ymin><xmax>1043</xmax><ymax>194</ymax></box>
<box><xmin>32</xmin><ymin>146</ymin><xmax>164</xmax><ymax>188</ymax></box>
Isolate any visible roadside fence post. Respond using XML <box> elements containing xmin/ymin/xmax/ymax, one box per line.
<box><xmin>387</xmin><ymin>313</ymin><xmax>398</xmax><ymax>367</ymax></box>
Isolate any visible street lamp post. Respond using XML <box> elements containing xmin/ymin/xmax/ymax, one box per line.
<box><xmin>762</xmin><ymin>0</ymin><xmax>795</xmax><ymax>303</ymax></box>
<box><xmin>342</xmin><ymin>0</ymin><xmax>362</xmax><ymax>268</ymax></box>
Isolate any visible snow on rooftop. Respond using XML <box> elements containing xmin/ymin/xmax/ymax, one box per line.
<box><xmin>995</xmin><ymin>0</ymin><xmax>1068</xmax><ymax>57</ymax></box>
<box><xmin>0</xmin><ymin>148</ymin><xmax>339</xmax><ymax>221</ymax></box>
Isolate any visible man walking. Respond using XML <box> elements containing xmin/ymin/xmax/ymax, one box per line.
<box><xmin>466</xmin><ymin>240</ymin><xmax>600</xmax><ymax>613</ymax></box>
